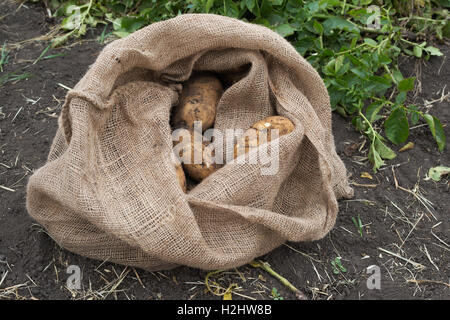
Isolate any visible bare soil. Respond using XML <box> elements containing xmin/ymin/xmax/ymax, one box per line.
<box><xmin>0</xmin><ymin>1</ymin><xmax>448</xmax><ymax>300</ymax></box>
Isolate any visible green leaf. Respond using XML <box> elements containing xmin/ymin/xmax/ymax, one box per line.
<box><xmin>65</xmin><ymin>4</ymin><xmax>81</xmax><ymax>15</ymax></box>
<box><xmin>408</xmin><ymin>104</ymin><xmax>420</xmax><ymax>126</ymax></box>
<box><xmin>392</xmin><ymin>70</ymin><xmax>404</xmax><ymax>83</ymax></box>
<box><xmin>424</xmin><ymin>113</ymin><xmax>436</xmax><ymax>135</ymax></box>
<box><xmin>365</xmin><ymin>102</ymin><xmax>383</xmax><ymax>123</ymax></box>
<box><xmin>51</xmin><ymin>34</ymin><xmax>70</xmax><ymax>48</ymax></box>
<box><xmin>346</xmin><ymin>53</ymin><xmax>362</xmax><ymax>66</ymax></box>
<box><xmin>336</xmin><ymin>106</ymin><xmax>347</xmax><ymax>117</ymax></box>
<box><xmin>352</xmin><ymin>116</ymin><xmax>366</xmax><ymax>131</ymax></box>
<box><xmin>274</xmin><ymin>24</ymin><xmax>295</xmax><ymax>37</ymax></box>
<box><xmin>433</xmin><ymin>117</ymin><xmax>445</xmax><ymax>152</ymax></box>
<box><xmin>363</xmin><ymin>38</ymin><xmax>377</xmax><ymax>46</ymax></box>
<box><xmin>331</xmin><ymin>257</ymin><xmax>347</xmax><ymax>274</ymax></box>
<box><xmin>395</xmin><ymin>92</ymin><xmax>407</xmax><ymax>104</ymax></box>
<box><xmin>335</xmin><ymin>55</ymin><xmax>344</xmax><ymax>73</ymax></box>
<box><xmin>223</xmin><ymin>0</ymin><xmax>240</xmax><ymax>18</ymax></box>
<box><xmin>378</xmin><ymin>52</ymin><xmax>392</xmax><ymax>64</ymax></box>
<box><xmin>385</xmin><ymin>107</ymin><xmax>409</xmax><ymax>145</ymax></box>
<box><xmin>61</xmin><ymin>12</ymin><xmax>82</xmax><ymax>30</ymax></box>
<box><xmin>85</xmin><ymin>15</ymin><xmax>97</xmax><ymax>27</ymax></box>
<box><xmin>368</xmin><ymin>141</ymin><xmax>385</xmax><ymax>172</ymax></box>
<box><xmin>245</xmin><ymin>0</ymin><xmax>256</xmax><ymax>11</ymax></box>
<box><xmin>428</xmin><ymin>166</ymin><xmax>450</xmax><ymax>182</ymax></box>
<box><xmin>112</xmin><ymin>30</ymin><xmax>131</xmax><ymax>38</ymax></box>
<box><xmin>350</xmin><ymin>67</ymin><xmax>367</xmax><ymax>78</ymax></box>
<box><xmin>322</xmin><ymin>16</ymin><xmax>360</xmax><ymax>35</ymax></box>
<box><xmin>324</xmin><ymin>58</ymin><xmax>336</xmax><ymax>75</ymax></box>
<box><xmin>266</xmin><ymin>13</ymin><xmax>284</xmax><ymax>26</ymax></box>
<box><xmin>205</xmin><ymin>0</ymin><xmax>215</xmax><ymax>13</ymax></box>
<box><xmin>374</xmin><ymin>138</ymin><xmax>396</xmax><ymax>160</ymax></box>
<box><xmin>398</xmin><ymin>77</ymin><xmax>415</xmax><ymax>92</ymax></box>
<box><xmin>424</xmin><ymin>114</ymin><xmax>446</xmax><ymax>152</ymax></box>
<box><xmin>295</xmin><ymin>37</ymin><xmax>314</xmax><ymax>55</ymax></box>
<box><xmin>424</xmin><ymin>46</ymin><xmax>443</xmax><ymax>56</ymax></box>
<box><xmin>408</xmin><ymin>105</ymin><xmax>420</xmax><ymax>125</ymax></box>
<box><xmin>443</xmin><ymin>21</ymin><xmax>450</xmax><ymax>38</ymax></box>
<box><xmin>350</xmin><ymin>36</ymin><xmax>358</xmax><ymax>49</ymax></box>
<box><xmin>403</xmin><ymin>48</ymin><xmax>414</xmax><ymax>56</ymax></box>
<box><xmin>313</xmin><ymin>19</ymin><xmax>324</xmax><ymax>35</ymax></box>
<box><xmin>413</xmin><ymin>45</ymin><xmax>422</xmax><ymax>58</ymax></box>
<box><xmin>113</xmin><ymin>17</ymin><xmax>146</xmax><ymax>33</ymax></box>
<box><xmin>366</xmin><ymin>75</ymin><xmax>392</xmax><ymax>93</ymax></box>
<box><xmin>307</xmin><ymin>1</ymin><xmax>320</xmax><ymax>13</ymax></box>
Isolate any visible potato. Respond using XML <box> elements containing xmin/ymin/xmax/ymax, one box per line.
<box><xmin>251</xmin><ymin>116</ymin><xmax>295</xmax><ymax>138</ymax></box>
<box><xmin>180</xmin><ymin>137</ymin><xmax>221</xmax><ymax>182</ymax></box>
<box><xmin>234</xmin><ymin>116</ymin><xmax>294</xmax><ymax>158</ymax></box>
<box><xmin>173</xmin><ymin>129</ymin><xmax>221</xmax><ymax>182</ymax></box>
<box><xmin>172</xmin><ymin>74</ymin><xmax>223</xmax><ymax>132</ymax></box>
<box><xmin>175</xmin><ymin>163</ymin><xmax>187</xmax><ymax>193</ymax></box>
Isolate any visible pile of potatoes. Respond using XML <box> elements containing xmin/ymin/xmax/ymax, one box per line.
<box><xmin>170</xmin><ymin>72</ymin><xmax>295</xmax><ymax>193</ymax></box>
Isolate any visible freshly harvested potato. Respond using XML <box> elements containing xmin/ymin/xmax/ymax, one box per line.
<box><xmin>172</xmin><ymin>74</ymin><xmax>223</xmax><ymax>132</ymax></box>
<box><xmin>234</xmin><ymin>116</ymin><xmax>294</xmax><ymax>158</ymax></box>
<box><xmin>180</xmin><ymin>137</ymin><xmax>221</xmax><ymax>182</ymax></box>
<box><xmin>175</xmin><ymin>163</ymin><xmax>187</xmax><ymax>193</ymax></box>
<box><xmin>173</xmin><ymin>129</ymin><xmax>221</xmax><ymax>182</ymax></box>
<box><xmin>251</xmin><ymin>116</ymin><xmax>295</xmax><ymax>138</ymax></box>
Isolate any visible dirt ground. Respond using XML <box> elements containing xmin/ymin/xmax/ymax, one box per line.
<box><xmin>0</xmin><ymin>2</ymin><xmax>449</xmax><ymax>300</ymax></box>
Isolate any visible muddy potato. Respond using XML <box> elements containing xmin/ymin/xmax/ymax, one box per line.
<box><xmin>175</xmin><ymin>163</ymin><xmax>187</xmax><ymax>193</ymax></box>
<box><xmin>172</xmin><ymin>127</ymin><xmax>189</xmax><ymax>192</ymax></box>
<box><xmin>181</xmin><ymin>138</ymin><xmax>221</xmax><ymax>182</ymax></box>
<box><xmin>184</xmin><ymin>158</ymin><xmax>220</xmax><ymax>182</ymax></box>
<box><xmin>234</xmin><ymin>116</ymin><xmax>294</xmax><ymax>158</ymax></box>
<box><xmin>251</xmin><ymin>116</ymin><xmax>295</xmax><ymax>139</ymax></box>
<box><xmin>172</xmin><ymin>74</ymin><xmax>223</xmax><ymax>132</ymax></box>
<box><xmin>174</xmin><ymin>130</ymin><xmax>221</xmax><ymax>182</ymax></box>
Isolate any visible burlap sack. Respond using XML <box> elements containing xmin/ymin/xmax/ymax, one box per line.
<box><xmin>26</xmin><ymin>14</ymin><xmax>353</xmax><ymax>271</ymax></box>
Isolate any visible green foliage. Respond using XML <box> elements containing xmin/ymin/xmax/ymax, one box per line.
<box><xmin>0</xmin><ymin>72</ymin><xmax>33</xmax><ymax>87</ymax></box>
<box><xmin>351</xmin><ymin>214</ymin><xmax>363</xmax><ymax>236</ymax></box>
<box><xmin>397</xmin><ymin>77</ymin><xmax>416</xmax><ymax>92</ymax></box>
<box><xmin>424</xmin><ymin>114</ymin><xmax>446</xmax><ymax>151</ymax></box>
<box><xmin>427</xmin><ymin>165</ymin><xmax>450</xmax><ymax>181</ymax></box>
<box><xmin>270</xmin><ymin>287</ymin><xmax>284</xmax><ymax>300</ymax></box>
<box><xmin>385</xmin><ymin>107</ymin><xmax>409</xmax><ymax>145</ymax></box>
<box><xmin>331</xmin><ymin>257</ymin><xmax>347</xmax><ymax>274</ymax></box>
<box><xmin>0</xmin><ymin>42</ymin><xmax>10</xmax><ymax>72</ymax></box>
<box><xmin>30</xmin><ymin>0</ymin><xmax>448</xmax><ymax>171</ymax></box>
<box><xmin>386</xmin><ymin>0</ymin><xmax>450</xmax><ymax>40</ymax></box>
